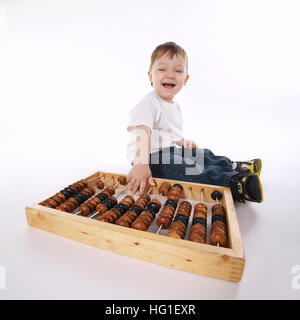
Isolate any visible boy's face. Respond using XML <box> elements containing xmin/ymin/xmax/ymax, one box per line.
<box><xmin>148</xmin><ymin>52</ymin><xmax>189</xmax><ymax>103</ymax></box>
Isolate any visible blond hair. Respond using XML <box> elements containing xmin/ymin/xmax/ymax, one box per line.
<box><xmin>149</xmin><ymin>42</ymin><xmax>188</xmax><ymax>73</ymax></box>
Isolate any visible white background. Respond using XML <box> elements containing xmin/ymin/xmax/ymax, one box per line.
<box><xmin>0</xmin><ymin>0</ymin><xmax>300</xmax><ymax>299</ymax></box>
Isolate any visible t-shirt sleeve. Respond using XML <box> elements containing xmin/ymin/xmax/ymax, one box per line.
<box><xmin>127</xmin><ymin>98</ymin><xmax>156</xmax><ymax>133</ymax></box>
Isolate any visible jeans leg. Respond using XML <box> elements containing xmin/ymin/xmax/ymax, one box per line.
<box><xmin>149</xmin><ymin>147</ymin><xmax>238</xmax><ymax>187</ymax></box>
<box><xmin>203</xmin><ymin>149</ymin><xmax>232</xmax><ymax>167</ymax></box>
<box><xmin>200</xmin><ymin>149</ymin><xmax>238</xmax><ymax>185</ymax></box>
<box><xmin>149</xmin><ymin>147</ymin><xmax>186</xmax><ymax>181</ymax></box>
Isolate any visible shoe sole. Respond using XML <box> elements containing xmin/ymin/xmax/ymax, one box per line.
<box><xmin>245</xmin><ymin>174</ymin><xmax>263</xmax><ymax>203</ymax></box>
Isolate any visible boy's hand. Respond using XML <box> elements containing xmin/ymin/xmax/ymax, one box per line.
<box><xmin>127</xmin><ymin>164</ymin><xmax>156</xmax><ymax>195</ymax></box>
<box><xmin>181</xmin><ymin>137</ymin><xmax>198</xmax><ymax>149</ymax></box>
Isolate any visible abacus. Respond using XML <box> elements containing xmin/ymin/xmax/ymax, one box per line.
<box><xmin>25</xmin><ymin>170</ymin><xmax>245</xmax><ymax>282</ymax></box>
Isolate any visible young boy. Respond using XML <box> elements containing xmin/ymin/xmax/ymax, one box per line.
<box><xmin>126</xmin><ymin>42</ymin><xmax>263</xmax><ymax>203</ymax></box>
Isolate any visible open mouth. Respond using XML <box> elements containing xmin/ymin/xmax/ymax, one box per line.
<box><xmin>162</xmin><ymin>83</ymin><xmax>176</xmax><ymax>89</ymax></box>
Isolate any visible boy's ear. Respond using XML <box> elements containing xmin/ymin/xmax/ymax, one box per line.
<box><xmin>148</xmin><ymin>71</ymin><xmax>152</xmax><ymax>83</ymax></box>
<box><xmin>184</xmin><ymin>74</ymin><xmax>190</xmax><ymax>85</ymax></box>
<box><xmin>148</xmin><ymin>71</ymin><xmax>153</xmax><ymax>87</ymax></box>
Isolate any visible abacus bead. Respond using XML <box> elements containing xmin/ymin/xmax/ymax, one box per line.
<box><xmin>56</xmin><ymin>192</ymin><xmax>66</xmax><ymax>201</ymax></box>
<box><xmin>118</xmin><ymin>176</ymin><xmax>127</xmax><ymax>185</ymax></box>
<box><xmin>115</xmin><ymin>219</ymin><xmax>130</xmax><ymax>227</ymax></box>
<box><xmin>79</xmin><ymin>204</ymin><xmax>91</xmax><ymax>216</ymax></box>
<box><xmin>210</xmin><ymin>232</ymin><xmax>227</xmax><ymax>247</ymax></box>
<box><xmin>46</xmin><ymin>199</ymin><xmax>58</xmax><ymax>208</ymax></box>
<box><xmin>96</xmin><ymin>180</ymin><xmax>104</xmax><ymax>190</ymax></box>
<box><xmin>167</xmin><ymin>230</ymin><xmax>182</xmax><ymax>239</ymax></box>
<box><xmin>190</xmin><ymin>234</ymin><xmax>206</xmax><ymax>243</ymax></box>
<box><xmin>132</xmin><ymin>220</ymin><xmax>147</xmax><ymax>231</ymax></box>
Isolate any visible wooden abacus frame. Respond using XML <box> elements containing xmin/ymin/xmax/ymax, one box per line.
<box><xmin>25</xmin><ymin>170</ymin><xmax>245</xmax><ymax>282</ymax></box>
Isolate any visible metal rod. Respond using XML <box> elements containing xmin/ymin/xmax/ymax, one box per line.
<box><xmin>186</xmin><ymin>188</ymin><xmax>191</xmax><ymax>200</ymax></box>
<box><xmin>155</xmin><ymin>192</ymin><xmax>166</xmax><ymax>233</ymax></box>
<box><xmin>86</xmin><ymin>174</ymin><xmax>105</xmax><ymax>183</ymax></box>
<box><xmin>156</xmin><ymin>224</ymin><xmax>163</xmax><ymax>234</ymax></box>
<box><xmin>115</xmin><ymin>183</ymin><xmax>130</xmax><ymax>198</ymax></box>
<box><xmin>89</xmin><ymin>211</ymin><xmax>99</xmax><ymax>219</ymax></box>
<box><xmin>158</xmin><ymin>192</ymin><xmax>164</xmax><ymax>202</ymax></box>
<box><xmin>200</xmin><ymin>189</ymin><xmax>204</xmax><ymax>203</ymax></box>
<box><xmin>113</xmin><ymin>181</ymin><xmax>120</xmax><ymax>188</ymax></box>
<box><xmin>94</xmin><ymin>177</ymin><xmax>114</xmax><ymax>189</ymax></box>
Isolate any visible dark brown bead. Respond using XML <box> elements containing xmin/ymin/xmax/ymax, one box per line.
<box><xmin>118</xmin><ymin>176</ymin><xmax>127</xmax><ymax>185</ymax></box>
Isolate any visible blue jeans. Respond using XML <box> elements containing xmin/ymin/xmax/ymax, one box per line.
<box><xmin>149</xmin><ymin>146</ymin><xmax>238</xmax><ymax>187</ymax></box>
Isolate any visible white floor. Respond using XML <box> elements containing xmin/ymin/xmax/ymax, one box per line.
<box><xmin>1</xmin><ymin>120</ymin><xmax>300</xmax><ymax>299</ymax></box>
<box><xmin>1</xmin><ymin>0</ymin><xmax>300</xmax><ymax>299</ymax></box>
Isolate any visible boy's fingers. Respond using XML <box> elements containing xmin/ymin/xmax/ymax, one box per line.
<box><xmin>132</xmin><ymin>180</ymin><xmax>140</xmax><ymax>194</ymax></box>
<box><xmin>127</xmin><ymin>178</ymin><xmax>135</xmax><ymax>191</ymax></box>
<box><xmin>148</xmin><ymin>176</ymin><xmax>155</xmax><ymax>186</ymax></box>
<box><xmin>126</xmin><ymin>174</ymin><xmax>132</xmax><ymax>185</ymax></box>
<box><xmin>139</xmin><ymin>180</ymin><xmax>146</xmax><ymax>195</ymax></box>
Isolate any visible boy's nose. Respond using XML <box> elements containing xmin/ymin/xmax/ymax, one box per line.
<box><xmin>166</xmin><ymin>72</ymin><xmax>175</xmax><ymax>79</ymax></box>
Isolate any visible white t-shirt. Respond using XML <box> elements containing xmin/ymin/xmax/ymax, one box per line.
<box><xmin>127</xmin><ymin>90</ymin><xmax>183</xmax><ymax>164</ymax></box>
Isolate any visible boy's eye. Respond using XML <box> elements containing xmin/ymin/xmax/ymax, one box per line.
<box><xmin>176</xmin><ymin>70</ymin><xmax>183</xmax><ymax>73</ymax></box>
<box><xmin>158</xmin><ymin>69</ymin><xmax>165</xmax><ymax>71</ymax></box>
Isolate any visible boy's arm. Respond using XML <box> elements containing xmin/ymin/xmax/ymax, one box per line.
<box><xmin>127</xmin><ymin>125</ymin><xmax>155</xmax><ymax>195</ymax></box>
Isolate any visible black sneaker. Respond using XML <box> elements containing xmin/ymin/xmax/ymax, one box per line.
<box><xmin>230</xmin><ymin>171</ymin><xmax>263</xmax><ymax>203</ymax></box>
